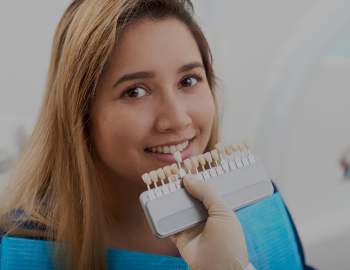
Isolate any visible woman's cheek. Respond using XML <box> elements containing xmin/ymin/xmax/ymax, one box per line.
<box><xmin>189</xmin><ymin>87</ymin><xmax>215</xmax><ymax>153</ymax></box>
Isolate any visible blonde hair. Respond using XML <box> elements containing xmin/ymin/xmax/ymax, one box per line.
<box><xmin>0</xmin><ymin>0</ymin><xmax>220</xmax><ymax>269</ymax></box>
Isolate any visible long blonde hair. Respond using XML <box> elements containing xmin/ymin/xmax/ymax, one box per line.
<box><xmin>0</xmin><ymin>0</ymin><xmax>220</xmax><ymax>269</ymax></box>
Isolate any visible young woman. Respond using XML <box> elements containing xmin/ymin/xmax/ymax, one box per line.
<box><xmin>0</xmin><ymin>1</ymin><xmax>315</xmax><ymax>270</ymax></box>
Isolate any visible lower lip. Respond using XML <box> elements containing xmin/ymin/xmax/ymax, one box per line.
<box><xmin>145</xmin><ymin>139</ymin><xmax>193</xmax><ymax>163</ymax></box>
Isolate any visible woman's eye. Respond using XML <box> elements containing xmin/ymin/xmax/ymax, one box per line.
<box><xmin>181</xmin><ymin>77</ymin><xmax>198</xmax><ymax>87</ymax></box>
<box><xmin>124</xmin><ymin>87</ymin><xmax>148</xmax><ymax>98</ymax></box>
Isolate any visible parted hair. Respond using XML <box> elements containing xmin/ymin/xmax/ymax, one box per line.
<box><xmin>0</xmin><ymin>0</ymin><xmax>220</xmax><ymax>269</ymax></box>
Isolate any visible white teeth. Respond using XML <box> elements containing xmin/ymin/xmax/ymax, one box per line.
<box><xmin>170</xmin><ymin>145</ymin><xmax>177</xmax><ymax>154</ymax></box>
<box><xmin>176</xmin><ymin>144</ymin><xmax>183</xmax><ymax>151</ymax></box>
<box><xmin>148</xmin><ymin>140</ymin><xmax>190</xmax><ymax>154</ymax></box>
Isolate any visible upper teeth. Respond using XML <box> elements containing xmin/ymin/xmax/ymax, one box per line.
<box><xmin>149</xmin><ymin>141</ymin><xmax>189</xmax><ymax>154</ymax></box>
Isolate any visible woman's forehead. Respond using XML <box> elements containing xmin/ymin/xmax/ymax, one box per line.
<box><xmin>108</xmin><ymin>18</ymin><xmax>203</xmax><ymax>75</ymax></box>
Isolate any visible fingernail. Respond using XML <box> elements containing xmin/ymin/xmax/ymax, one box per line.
<box><xmin>184</xmin><ymin>174</ymin><xmax>199</xmax><ymax>184</ymax></box>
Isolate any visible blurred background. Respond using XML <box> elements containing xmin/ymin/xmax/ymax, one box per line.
<box><xmin>1</xmin><ymin>0</ymin><xmax>349</xmax><ymax>269</ymax></box>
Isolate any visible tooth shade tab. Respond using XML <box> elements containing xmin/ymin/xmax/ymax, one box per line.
<box><xmin>157</xmin><ymin>147</ymin><xmax>163</xmax><ymax>153</ymax></box>
<box><xmin>224</xmin><ymin>145</ymin><xmax>232</xmax><ymax>155</ymax></box>
<box><xmin>169</xmin><ymin>175</ymin><xmax>176</xmax><ymax>182</ymax></box>
<box><xmin>176</xmin><ymin>144</ymin><xmax>183</xmax><ymax>151</ymax></box>
<box><xmin>163</xmin><ymin>146</ymin><xmax>170</xmax><ymax>153</ymax></box>
<box><xmin>142</xmin><ymin>173</ymin><xmax>152</xmax><ymax>185</ymax></box>
<box><xmin>184</xmin><ymin>159</ymin><xmax>192</xmax><ymax>170</ymax></box>
<box><xmin>191</xmin><ymin>156</ymin><xmax>199</xmax><ymax>167</ymax></box>
<box><xmin>149</xmin><ymin>171</ymin><xmax>158</xmax><ymax>183</ymax></box>
<box><xmin>237</xmin><ymin>142</ymin><xmax>245</xmax><ymax>152</ymax></box>
<box><xmin>156</xmin><ymin>168</ymin><xmax>166</xmax><ymax>180</ymax></box>
<box><xmin>170</xmin><ymin>145</ymin><xmax>177</xmax><ymax>154</ymax></box>
<box><xmin>211</xmin><ymin>149</ymin><xmax>219</xmax><ymax>160</ymax></box>
<box><xmin>215</xmin><ymin>143</ymin><xmax>224</xmax><ymax>154</ymax></box>
<box><xmin>244</xmin><ymin>139</ymin><xmax>251</xmax><ymax>149</ymax></box>
<box><xmin>163</xmin><ymin>166</ymin><xmax>172</xmax><ymax>177</ymax></box>
<box><xmin>230</xmin><ymin>142</ymin><xmax>238</xmax><ymax>152</ymax></box>
<box><xmin>204</xmin><ymin>152</ymin><xmax>213</xmax><ymax>163</ymax></box>
<box><xmin>198</xmin><ymin>154</ymin><xmax>206</xmax><ymax>165</ymax></box>
<box><xmin>170</xmin><ymin>163</ymin><xmax>180</xmax><ymax>175</ymax></box>
<box><xmin>174</xmin><ymin>151</ymin><xmax>182</xmax><ymax>163</ymax></box>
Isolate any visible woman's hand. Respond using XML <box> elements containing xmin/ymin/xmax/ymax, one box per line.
<box><xmin>169</xmin><ymin>174</ymin><xmax>249</xmax><ymax>270</ymax></box>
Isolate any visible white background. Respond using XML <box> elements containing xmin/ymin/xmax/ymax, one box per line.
<box><xmin>1</xmin><ymin>1</ymin><xmax>350</xmax><ymax>269</ymax></box>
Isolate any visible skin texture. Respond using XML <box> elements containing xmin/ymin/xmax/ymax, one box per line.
<box><xmin>91</xmin><ymin>18</ymin><xmax>249</xmax><ymax>270</ymax></box>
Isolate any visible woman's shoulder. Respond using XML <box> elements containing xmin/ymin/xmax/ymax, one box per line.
<box><xmin>0</xmin><ymin>209</ymin><xmax>48</xmax><ymax>244</ymax></box>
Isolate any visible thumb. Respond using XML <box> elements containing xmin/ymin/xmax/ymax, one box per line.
<box><xmin>183</xmin><ymin>174</ymin><xmax>232</xmax><ymax>214</ymax></box>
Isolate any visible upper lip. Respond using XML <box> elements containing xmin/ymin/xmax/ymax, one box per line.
<box><xmin>146</xmin><ymin>137</ymin><xmax>194</xmax><ymax>149</ymax></box>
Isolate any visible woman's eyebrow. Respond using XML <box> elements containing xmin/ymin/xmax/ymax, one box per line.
<box><xmin>113</xmin><ymin>71</ymin><xmax>156</xmax><ymax>88</ymax></box>
<box><xmin>113</xmin><ymin>61</ymin><xmax>204</xmax><ymax>88</ymax></box>
<box><xmin>177</xmin><ymin>61</ymin><xmax>205</xmax><ymax>73</ymax></box>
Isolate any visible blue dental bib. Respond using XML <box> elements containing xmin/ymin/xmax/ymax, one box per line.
<box><xmin>0</xmin><ymin>192</ymin><xmax>303</xmax><ymax>270</ymax></box>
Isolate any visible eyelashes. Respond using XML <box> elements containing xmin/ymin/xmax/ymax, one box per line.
<box><xmin>120</xmin><ymin>73</ymin><xmax>204</xmax><ymax>99</ymax></box>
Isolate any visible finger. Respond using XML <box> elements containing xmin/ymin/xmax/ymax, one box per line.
<box><xmin>183</xmin><ymin>174</ymin><xmax>231</xmax><ymax>214</ymax></box>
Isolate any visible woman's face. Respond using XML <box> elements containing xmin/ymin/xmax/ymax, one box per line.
<box><xmin>91</xmin><ymin>18</ymin><xmax>215</xmax><ymax>186</ymax></box>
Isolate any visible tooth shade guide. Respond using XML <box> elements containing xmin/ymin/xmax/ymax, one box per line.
<box><xmin>204</xmin><ymin>152</ymin><xmax>213</xmax><ymax>164</ymax></box>
<box><xmin>194</xmin><ymin>165</ymin><xmax>204</xmax><ymax>180</ymax></box>
<box><xmin>141</xmin><ymin>173</ymin><xmax>156</xmax><ymax>199</ymax></box>
<box><xmin>173</xmin><ymin>151</ymin><xmax>182</xmax><ymax>163</ymax></box>
<box><xmin>142</xmin><ymin>173</ymin><xmax>152</xmax><ymax>185</ymax></box>
<box><xmin>215</xmin><ymin>143</ymin><xmax>224</xmax><ymax>154</ymax></box>
<box><xmin>198</xmin><ymin>154</ymin><xmax>206</xmax><ymax>166</ymax></box>
<box><xmin>243</xmin><ymin>139</ymin><xmax>251</xmax><ymax>149</ymax></box>
<box><xmin>163</xmin><ymin>166</ymin><xmax>172</xmax><ymax>177</ymax></box>
<box><xmin>237</xmin><ymin>141</ymin><xmax>249</xmax><ymax>166</ymax></box>
<box><xmin>237</xmin><ymin>142</ymin><xmax>245</xmax><ymax>152</ymax></box>
<box><xmin>141</xmin><ymin>139</ymin><xmax>260</xmax><ymax>203</ymax></box>
<box><xmin>140</xmin><ymin>153</ymin><xmax>273</xmax><ymax>239</ymax></box>
<box><xmin>170</xmin><ymin>163</ymin><xmax>179</xmax><ymax>174</ymax></box>
<box><xmin>243</xmin><ymin>139</ymin><xmax>256</xmax><ymax>163</ymax></box>
<box><xmin>215</xmin><ymin>144</ymin><xmax>229</xmax><ymax>172</ymax></box>
<box><xmin>211</xmin><ymin>149</ymin><xmax>219</xmax><ymax>161</ymax></box>
<box><xmin>196</xmin><ymin>171</ymin><xmax>204</xmax><ymax>180</ymax></box>
<box><xmin>184</xmin><ymin>159</ymin><xmax>192</xmax><ymax>174</ymax></box>
<box><xmin>166</xmin><ymin>174</ymin><xmax>177</xmax><ymax>192</ymax></box>
<box><xmin>224</xmin><ymin>145</ymin><xmax>232</xmax><ymax>156</ymax></box>
<box><xmin>174</xmin><ymin>175</ymin><xmax>181</xmax><ymax>190</ymax></box>
<box><xmin>155</xmin><ymin>169</ymin><xmax>169</xmax><ymax>194</ymax></box>
<box><xmin>203</xmin><ymin>152</ymin><xmax>217</xmax><ymax>178</ymax></box>
<box><xmin>230</xmin><ymin>142</ymin><xmax>238</xmax><ymax>152</ymax></box>
<box><xmin>190</xmin><ymin>156</ymin><xmax>199</xmax><ymax>168</ymax></box>
<box><xmin>144</xmin><ymin>140</ymin><xmax>256</xmax><ymax>192</ymax></box>
<box><xmin>248</xmin><ymin>152</ymin><xmax>256</xmax><ymax>163</ymax></box>
<box><xmin>173</xmin><ymin>152</ymin><xmax>186</xmax><ymax>178</ymax></box>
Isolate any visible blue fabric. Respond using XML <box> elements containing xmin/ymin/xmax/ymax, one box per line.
<box><xmin>237</xmin><ymin>192</ymin><xmax>302</xmax><ymax>270</ymax></box>
<box><xmin>0</xmin><ymin>192</ymin><xmax>305</xmax><ymax>270</ymax></box>
<box><xmin>271</xmin><ymin>183</ymin><xmax>316</xmax><ymax>270</ymax></box>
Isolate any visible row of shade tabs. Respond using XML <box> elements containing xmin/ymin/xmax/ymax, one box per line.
<box><xmin>142</xmin><ymin>139</ymin><xmax>256</xmax><ymax>200</ymax></box>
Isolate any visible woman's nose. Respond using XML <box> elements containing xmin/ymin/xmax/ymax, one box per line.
<box><xmin>154</xmin><ymin>93</ymin><xmax>192</xmax><ymax>133</ymax></box>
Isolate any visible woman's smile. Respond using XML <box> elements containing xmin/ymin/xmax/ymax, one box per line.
<box><xmin>144</xmin><ymin>137</ymin><xmax>195</xmax><ymax>163</ymax></box>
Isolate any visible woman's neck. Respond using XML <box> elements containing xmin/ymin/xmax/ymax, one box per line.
<box><xmin>101</xmin><ymin>171</ymin><xmax>181</xmax><ymax>257</ymax></box>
